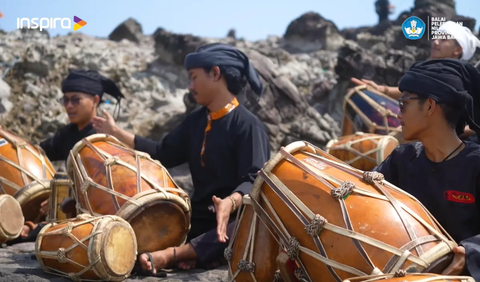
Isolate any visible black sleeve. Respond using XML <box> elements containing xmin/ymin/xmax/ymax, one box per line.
<box><xmin>134</xmin><ymin>119</ymin><xmax>189</xmax><ymax>168</ymax></box>
<box><xmin>39</xmin><ymin>130</ymin><xmax>65</xmax><ymax>162</ymax></box>
<box><xmin>233</xmin><ymin>122</ymin><xmax>271</xmax><ymax>196</ymax></box>
<box><xmin>372</xmin><ymin>147</ymin><xmax>399</xmax><ymax>185</ymax></box>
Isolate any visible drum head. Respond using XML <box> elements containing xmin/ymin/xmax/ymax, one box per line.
<box><xmin>14</xmin><ymin>180</ymin><xmax>51</xmax><ymax>223</ymax></box>
<box><xmin>102</xmin><ymin>221</ymin><xmax>138</xmax><ymax>277</ymax></box>
<box><xmin>0</xmin><ymin>195</ymin><xmax>24</xmax><ymax>238</ymax></box>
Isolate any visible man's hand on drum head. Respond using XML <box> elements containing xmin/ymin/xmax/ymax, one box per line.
<box><xmin>92</xmin><ymin>110</ymin><xmax>118</xmax><ymax>135</ymax></box>
<box><xmin>351</xmin><ymin>77</ymin><xmax>383</xmax><ymax>92</ymax></box>
<box><xmin>212</xmin><ymin>193</ymin><xmax>241</xmax><ymax>243</ymax></box>
<box><xmin>441</xmin><ymin>246</ymin><xmax>466</xmax><ymax>275</ymax></box>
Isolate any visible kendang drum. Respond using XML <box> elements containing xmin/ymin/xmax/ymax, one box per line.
<box><xmin>342</xmin><ymin>85</ymin><xmax>401</xmax><ymax>137</ymax></box>
<box><xmin>47</xmin><ymin>172</ymin><xmax>74</xmax><ymax>222</ymax></box>
<box><xmin>326</xmin><ymin>132</ymin><xmax>399</xmax><ymax>171</ymax></box>
<box><xmin>249</xmin><ymin>141</ymin><xmax>457</xmax><ymax>282</ymax></box>
<box><xmin>35</xmin><ymin>214</ymin><xmax>137</xmax><ymax>281</ymax></box>
<box><xmin>342</xmin><ymin>273</ymin><xmax>474</xmax><ymax>282</ymax></box>
<box><xmin>0</xmin><ymin>126</ymin><xmax>56</xmax><ymax>222</ymax></box>
<box><xmin>225</xmin><ymin>195</ymin><xmax>282</xmax><ymax>282</ymax></box>
<box><xmin>0</xmin><ymin>194</ymin><xmax>24</xmax><ymax>244</ymax></box>
<box><xmin>67</xmin><ymin>134</ymin><xmax>191</xmax><ymax>253</ymax></box>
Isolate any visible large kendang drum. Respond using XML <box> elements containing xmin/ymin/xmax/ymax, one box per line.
<box><xmin>0</xmin><ymin>126</ymin><xmax>56</xmax><ymax>222</ymax></box>
<box><xmin>342</xmin><ymin>85</ymin><xmax>401</xmax><ymax>137</ymax></box>
<box><xmin>225</xmin><ymin>195</ymin><xmax>282</xmax><ymax>282</ymax></box>
<box><xmin>66</xmin><ymin>134</ymin><xmax>191</xmax><ymax>253</ymax></box>
<box><xmin>342</xmin><ymin>273</ymin><xmax>474</xmax><ymax>282</ymax></box>
<box><xmin>326</xmin><ymin>132</ymin><xmax>399</xmax><ymax>171</ymax></box>
<box><xmin>35</xmin><ymin>214</ymin><xmax>137</xmax><ymax>281</ymax></box>
<box><xmin>250</xmin><ymin>141</ymin><xmax>457</xmax><ymax>282</ymax></box>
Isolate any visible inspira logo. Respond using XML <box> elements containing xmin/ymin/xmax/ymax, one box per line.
<box><xmin>402</xmin><ymin>16</ymin><xmax>426</xmax><ymax>40</ymax></box>
<box><xmin>16</xmin><ymin>16</ymin><xmax>87</xmax><ymax>31</ymax></box>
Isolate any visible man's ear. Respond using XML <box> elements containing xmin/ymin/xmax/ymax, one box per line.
<box><xmin>454</xmin><ymin>45</ymin><xmax>463</xmax><ymax>59</ymax></box>
<box><xmin>426</xmin><ymin>98</ymin><xmax>436</xmax><ymax>116</ymax></box>
<box><xmin>94</xmin><ymin>95</ymin><xmax>101</xmax><ymax>106</ymax></box>
<box><xmin>211</xmin><ymin>66</ymin><xmax>221</xmax><ymax>81</ymax></box>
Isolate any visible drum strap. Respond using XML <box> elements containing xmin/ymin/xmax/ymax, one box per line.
<box><xmin>327</xmin><ymin>136</ymin><xmax>385</xmax><ymax>165</ymax></box>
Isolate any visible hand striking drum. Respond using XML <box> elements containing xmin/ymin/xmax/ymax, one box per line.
<box><xmin>249</xmin><ymin>141</ymin><xmax>457</xmax><ymax>282</ymax></box>
<box><xmin>67</xmin><ymin>134</ymin><xmax>191</xmax><ymax>253</ymax></box>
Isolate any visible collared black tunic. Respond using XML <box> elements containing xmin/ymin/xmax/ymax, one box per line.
<box><xmin>373</xmin><ymin>141</ymin><xmax>480</xmax><ymax>279</ymax></box>
<box><xmin>39</xmin><ymin>123</ymin><xmax>96</xmax><ymax>162</ymax></box>
<box><xmin>134</xmin><ymin>105</ymin><xmax>271</xmax><ymax>237</ymax></box>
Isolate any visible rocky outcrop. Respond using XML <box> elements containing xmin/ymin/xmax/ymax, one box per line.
<box><xmin>108</xmin><ymin>18</ymin><xmax>144</xmax><ymax>43</ymax></box>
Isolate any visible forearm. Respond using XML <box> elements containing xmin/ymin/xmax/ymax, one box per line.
<box><xmin>112</xmin><ymin>127</ymin><xmax>135</xmax><ymax>148</ymax></box>
<box><xmin>382</xmin><ymin>86</ymin><xmax>402</xmax><ymax>99</ymax></box>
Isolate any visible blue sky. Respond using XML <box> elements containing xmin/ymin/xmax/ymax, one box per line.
<box><xmin>1</xmin><ymin>0</ymin><xmax>479</xmax><ymax>41</ymax></box>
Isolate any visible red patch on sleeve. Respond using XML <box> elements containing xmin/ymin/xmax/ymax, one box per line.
<box><xmin>444</xmin><ymin>190</ymin><xmax>475</xmax><ymax>204</ymax></box>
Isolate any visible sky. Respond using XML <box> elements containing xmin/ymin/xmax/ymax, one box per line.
<box><xmin>0</xmin><ymin>0</ymin><xmax>479</xmax><ymax>41</ymax></box>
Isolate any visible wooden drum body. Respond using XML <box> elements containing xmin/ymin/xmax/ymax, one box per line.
<box><xmin>67</xmin><ymin>134</ymin><xmax>191</xmax><ymax>253</ymax></box>
<box><xmin>250</xmin><ymin>141</ymin><xmax>457</xmax><ymax>282</ymax></box>
<box><xmin>342</xmin><ymin>85</ymin><xmax>401</xmax><ymax>137</ymax></box>
<box><xmin>0</xmin><ymin>194</ymin><xmax>24</xmax><ymax>243</ymax></box>
<box><xmin>343</xmin><ymin>273</ymin><xmax>475</xmax><ymax>282</ymax></box>
<box><xmin>48</xmin><ymin>173</ymin><xmax>74</xmax><ymax>222</ymax></box>
<box><xmin>0</xmin><ymin>126</ymin><xmax>55</xmax><ymax>222</ymax></box>
<box><xmin>326</xmin><ymin>132</ymin><xmax>399</xmax><ymax>171</ymax></box>
<box><xmin>35</xmin><ymin>214</ymin><xmax>137</xmax><ymax>281</ymax></box>
<box><xmin>226</xmin><ymin>195</ymin><xmax>282</xmax><ymax>282</ymax></box>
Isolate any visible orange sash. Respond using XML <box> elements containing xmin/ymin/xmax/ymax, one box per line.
<box><xmin>201</xmin><ymin>97</ymin><xmax>239</xmax><ymax>166</ymax></box>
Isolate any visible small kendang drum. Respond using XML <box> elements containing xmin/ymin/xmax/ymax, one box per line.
<box><xmin>67</xmin><ymin>134</ymin><xmax>191</xmax><ymax>253</ymax></box>
<box><xmin>0</xmin><ymin>194</ymin><xmax>24</xmax><ymax>244</ymax></box>
<box><xmin>342</xmin><ymin>273</ymin><xmax>475</xmax><ymax>282</ymax></box>
<box><xmin>326</xmin><ymin>132</ymin><xmax>399</xmax><ymax>171</ymax></box>
<box><xmin>250</xmin><ymin>141</ymin><xmax>457</xmax><ymax>282</ymax></box>
<box><xmin>35</xmin><ymin>214</ymin><xmax>137</xmax><ymax>281</ymax></box>
<box><xmin>342</xmin><ymin>85</ymin><xmax>401</xmax><ymax>137</ymax></box>
<box><xmin>47</xmin><ymin>173</ymin><xmax>74</xmax><ymax>222</ymax></box>
<box><xmin>0</xmin><ymin>126</ymin><xmax>56</xmax><ymax>222</ymax></box>
<box><xmin>225</xmin><ymin>195</ymin><xmax>282</xmax><ymax>282</ymax></box>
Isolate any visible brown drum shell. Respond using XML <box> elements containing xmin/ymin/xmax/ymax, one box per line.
<box><xmin>14</xmin><ymin>180</ymin><xmax>51</xmax><ymax>223</ymax></box>
<box><xmin>250</xmin><ymin>141</ymin><xmax>456</xmax><ymax>282</ymax></box>
<box><xmin>326</xmin><ymin>132</ymin><xmax>399</xmax><ymax>171</ymax></box>
<box><xmin>0</xmin><ymin>194</ymin><xmax>24</xmax><ymax>243</ymax></box>
<box><xmin>0</xmin><ymin>126</ymin><xmax>55</xmax><ymax>195</ymax></box>
<box><xmin>67</xmin><ymin>134</ymin><xmax>191</xmax><ymax>253</ymax></box>
<box><xmin>227</xmin><ymin>195</ymin><xmax>280</xmax><ymax>282</ymax></box>
<box><xmin>35</xmin><ymin>214</ymin><xmax>137</xmax><ymax>281</ymax></box>
<box><xmin>343</xmin><ymin>273</ymin><xmax>475</xmax><ymax>282</ymax></box>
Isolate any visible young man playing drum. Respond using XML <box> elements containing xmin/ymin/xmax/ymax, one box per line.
<box><xmin>92</xmin><ymin>43</ymin><xmax>271</xmax><ymax>276</ymax></box>
<box><xmin>373</xmin><ymin>59</ymin><xmax>480</xmax><ymax>280</ymax></box>
<box><xmin>11</xmin><ymin>69</ymin><xmax>124</xmax><ymax>244</ymax></box>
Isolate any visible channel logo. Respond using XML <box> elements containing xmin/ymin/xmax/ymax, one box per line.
<box><xmin>73</xmin><ymin>16</ymin><xmax>87</xmax><ymax>31</ymax></box>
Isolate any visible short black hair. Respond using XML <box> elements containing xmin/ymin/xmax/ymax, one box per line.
<box><xmin>203</xmin><ymin>66</ymin><xmax>247</xmax><ymax>95</ymax></box>
<box><xmin>417</xmin><ymin>95</ymin><xmax>463</xmax><ymax>129</ymax></box>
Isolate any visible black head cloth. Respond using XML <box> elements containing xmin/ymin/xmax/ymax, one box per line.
<box><xmin>61</xmin><ymin>69</ymin><xmax>125</xmax><ymax>102</ymax></box>
<box><xmin>184</xmin><ymin>43</ymin><xmax>264</xmax><ymax>96</ymax></box>
<box><xmin>398</xmin><ymin>58</ymin><xmax>480</xmax><ymax>135</ymax></box>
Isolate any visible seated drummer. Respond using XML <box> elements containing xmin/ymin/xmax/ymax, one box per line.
<box><xmin>10</xmin><ymin>69</ymin><xmax>124</xmax><ymax>245</ymax></box>
<box><xmin>352</xmin><ymin>21</ymin><xmax>480</xmax><ymax>139</ymax></box>
<box><xmin>92</xmin><ymin>43</ymin><xmax>271</xmax><ymax>276</ymax></box>
<box><xmin>373</xmin><ymin>59</ymin><xmax>480</xmax><ymax>279</ymax></box>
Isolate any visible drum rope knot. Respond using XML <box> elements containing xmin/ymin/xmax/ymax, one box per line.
<box><xmin>224</xmin><ymin>247</ymin><xmax>232</xmax><ymax>261</ymax></box>
<box><xmin>273</xmin><ymin>271</ymin><xmax>284</xmax><ymax>282</ymax></box>
<box><xmin>287</xmin><ymin>237</ymin><xmax>300</xmax><ymax>260</ymax></box>
<box><xmin>104</xmin><ymin>156</ymin><xmax>120</xmax><ymax>166</ymax></box>
<box><xmin>80</xmin><ymin>181</ymin><xmax>90</xmax><ymax>193</ymax></box>
<box><xmin>63</xmin><ymin>222</ymin><xmax>74</xmax><ymax>237</ymax></box>
<box><xmin>57</xmin><ymin>248</ymin><xmax>67</xmax><ymax>263</ymax></box>
<box><xmin>394</xmin><ymin>269</ymin><xmax>406</xmax><ymax>277</ymax></box>
<box><xmin>68</xmin><ymin>273</ymin><xmax>80</xmax><ymax>281</ymax></box>
<box><xmin>331</xmin><ymin>181</ymin><xmax>355</xmax><ymax>200</ymax></box>
<box><xmin>363</xmin><ymin>171</ymin><xmax>384</xmax><ymax>184</ymax></box>
<box><xmin>237</xmin><ymin>259</ymin><xmax>255</xmax><ymax>273</ymax></box>
<box><xmin>305</xmin><ymin>214</ymin><xmax>328</xmax><ymax>236</ymax></box>
<box><xmin>76</xmin><ymin>214</ymin><xmax>92</xmax><ymax>221</ymax></box>
<box><xmin>294</xmin><ymin>268</ymin><xmax>308</xmax><ymax>282</ymax></box>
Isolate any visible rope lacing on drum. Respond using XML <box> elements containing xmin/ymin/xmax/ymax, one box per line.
<box><xmin>237</xmin><ymin>259</ymin><xmax>255</xmax><ymax>273</ymax></box>
<box><xmin>57</xmin><ymin>248</ymin><xmax>67</xmax><ymax>263</ymax></box>
<box><xmin>294</xmin><ymin>268</ymin><xmax>308</xmax><ymax>282</ymax></box>
<box><xmin>287</xmin><ymin>237</ymin><xmax>300</xmax><ymax>260</ymax></box>
<box><xmin>76</xmin><ymin>214</ymin><xmax>92</xmax><ymax>221</ymax></box>
<box><xmin>224</xmin><ymin>248</ymin><xmax>232</xmax><ymax>261</ymax></box>
<box><xmin>14</xmin><ymin>141</ymin><xmax>26</xmax><ymax>149</ymax></box>
<box><xmin>135</xmin><ymin>151</ymin><xmax>149</xmax><ymax>158</ymax></box>
<box><xmin>305</xmin><ymin>214</ymin><xmax>328</xmax><ymax>237</ymax></box>
<box><xmin>273</xmin><ymin>271</ymin><xmax>284</xmax><ymax>282</ymax></box>
<box><xmin>394</xmin><ymin>269</ymin><xmax>406</xmax><ymax>277</ymax></box>
<box><xmin>80</xmin><ymin>181</ymin><xmax>90</xmax><ymax>193</ymax></box>
<box><xmin>62</xmin><ymin>222</ymin><xmax>74</xmax><ymax>237</ymax></box>
<box><xmin>68</xmin><ymin>273</ymin><xmax>80</xmax><ymax>282</ymax></box>
<box><xmin>331</xmin><ymin>181</ymin><xmax>355</xmax><ymax>199</ymax></box>
<box><xmin>104</xmin><ymin>156</ymin><xmax>120</xmax><ymax>166</ymax></box>
<box><xmin>362</xmin><ymin>171</ymin><xmax>384</xmax><ymax>184</ymax></box>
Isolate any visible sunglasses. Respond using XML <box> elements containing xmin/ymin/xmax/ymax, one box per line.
<box><xmin>398</xmin><ymin>97</ymin><xmax>423</xmax><ymax>113</ymax></box>
<box><xmin>59</xmin><ymin>96</ymin><xmax>83</xmax><ymax>106</ymax></box>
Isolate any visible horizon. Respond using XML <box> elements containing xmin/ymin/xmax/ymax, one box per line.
<box><xmin>1</xmin><ymin>0</ymin><xmax>479</xmax><ymax>41</ymax></box>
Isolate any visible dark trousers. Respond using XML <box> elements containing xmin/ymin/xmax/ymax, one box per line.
<box><xmin>188</xmin><ymin>217</ymin><xmax>236</xmax><ymax>266</ymax></box>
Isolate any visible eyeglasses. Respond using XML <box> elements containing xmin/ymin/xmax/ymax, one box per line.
<box><xmin>398</xmin><ymin>97</ymin><xmax>422</xmax><ymax>113</ymax></box>
<box><xmin>59</xmin><ymin>96</ymin><xmax>83</xmax><ymax>106</ymax></box>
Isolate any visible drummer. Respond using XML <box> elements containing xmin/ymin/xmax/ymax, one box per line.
<box><xmin>9</xmin><ymin>69</ymin><xmax>124</xmax><ymax>245</ymax></box>
<box><xmin>351</xmin><ymin>21</ymin><xmax>480</xmax><ymax>139</ymax></box>
<box><xmin>373</xmin><ymin>59</ymin><xmax>480</xmax><ymax>279</ymax></box>
<box><xmin>92</xmin><ymin>43</ymin><xmax>271</xmax><ymax>276</ymax></box>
